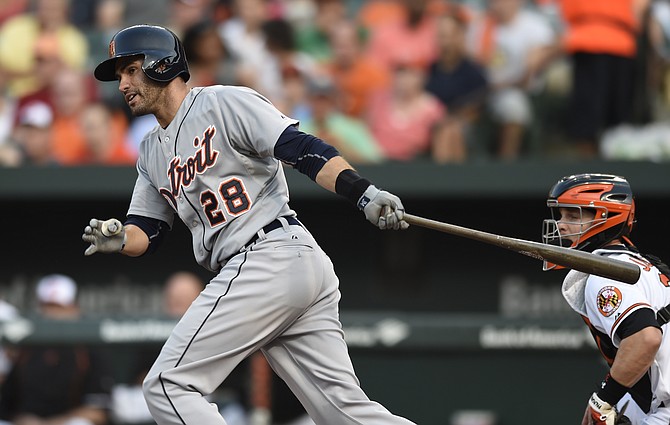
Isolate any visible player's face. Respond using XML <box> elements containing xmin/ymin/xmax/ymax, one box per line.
<box><xmin>115</xmin><ymin>56</ymin><xmax>164</xmax><ymax>117</ymax></box>
<box><xmin>556</xmin><ymin>207</ymin><xmax>596</xmax><ymax>243</ymax></box>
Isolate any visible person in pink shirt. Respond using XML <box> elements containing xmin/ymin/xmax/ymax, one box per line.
<box><xmin>367</xmin><ymin>60</ymin><xmax>445</xmax><ymax>161</ymax></box>
<box><xmin>364</xmin><ymin>0</ymin><xmax>440</xmax><ymax>73</ymax></box>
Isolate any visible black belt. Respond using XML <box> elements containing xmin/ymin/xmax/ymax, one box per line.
<box><xmin>244</xmin><ymin>216</ymin><xmax>300</xmax><ymax>249</ymax></box>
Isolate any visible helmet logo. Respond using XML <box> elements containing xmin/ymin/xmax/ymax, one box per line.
<box><xmin>109</xmin><ymin>40</ymin><xmax>115</xmax><ymax>58</ymax></box>
<box><xmin>596</xmin><ymin>286</ymin><xmax>622</xmax><ymax>317</ymax></box>
<box><xmin>154</xmin><ymin>62</ymin><xmax>168</xmax><ymax>74</ymax></box>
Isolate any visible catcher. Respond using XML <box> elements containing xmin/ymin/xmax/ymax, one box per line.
<box><xmin>543</xmin><ymin>173</ymin><xmax>670</xmax><ymax>425</ymax></box>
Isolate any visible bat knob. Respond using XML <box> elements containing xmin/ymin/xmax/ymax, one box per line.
<box><xmin>101</xmin><ymin>219</ymin><xmax>122</xmax><ymax>237</ymax></box>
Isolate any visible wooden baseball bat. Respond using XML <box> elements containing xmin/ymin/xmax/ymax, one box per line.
<box><xmin>403</xmin><ymin>213</ymin><xmax>640</xmax><ymax>284</ymax></box>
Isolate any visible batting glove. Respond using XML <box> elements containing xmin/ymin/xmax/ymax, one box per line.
<box><xmin>587</xmin><ymin>393</ymin><xmax>620</xmax><ymax>425</ymax></box>
<box><xmin>82</xmin><ymin>218</ymin><xmax>126</xmax><ymax>256</ymax></box>
<box><xmin>359</xmin><ymin>185</ymin><xmax>409</xmax><ymax>230</ymax></box>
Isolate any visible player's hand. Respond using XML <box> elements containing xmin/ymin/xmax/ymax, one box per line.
<box><xmin>82</xmin><ymin>218</ymin><xmax>126</xmax><ymax>256</ymax></box>
<box><xmin>359</xmin><ymin>185</ymin><xmax>409</xmax><ymax>230</ymax></box>
<box><xmin>584</xmin><ymin>393</ymin><xmax>619</xmax><ymax>425</ymax></box>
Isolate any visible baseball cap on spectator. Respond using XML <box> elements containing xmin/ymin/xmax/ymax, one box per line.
<box><xmin>18</xmin><ymin>102</ymin><xmax>53</xmax><ymax>129</ymax></box>
<box><xmin>306</xmin><ymin>76</ymin><xmax>336</xmax><ymax>97</ymax></box>
<box><xmin>36</xmin><ymin>274</ymin><xmax>77</xmax><ymax>306</ymax></box>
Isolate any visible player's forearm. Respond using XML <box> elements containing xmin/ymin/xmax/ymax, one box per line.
<box><xmin>610</xmin><ymin>326</ymin><xmax>662</xmax><ymax>386</ymax></box>
<box><xmin>315</xmin><ymin>156</ymin><xmax>355</xmax><ymax>193</ymax></box>
<box><xmin>121</xmin><ymin>224</ymin><xmax>150</xmax><ymax>257</ymax></box>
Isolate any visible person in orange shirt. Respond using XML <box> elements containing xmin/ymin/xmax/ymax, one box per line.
<box><xmin>48</xmin><ymin>68</ymin><xmax>93</xmax><ymax>164</ymax></box>
<box><xmin>325</xmin><ymin>19</ymin><xmax>391</xmax><ymax>118</ymax></box>
<box><xmin>560</xmin><ymin>0</ymin><xmax>647</xmax><ymax>157</ymax></box>
<box><xmin>79</xmin><ymin>102</ymin><xmax>135</xmax><ymax>165</ymax></box>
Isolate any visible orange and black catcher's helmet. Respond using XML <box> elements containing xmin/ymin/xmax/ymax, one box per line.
<box><xmin>94</xmin><ymin>24</ymin><xmax>190</xmax><ymax>83</ymax></box>
<box><xmin>542</xmin><ymin>174</ymin><xmax>636</xmax><ymax>269</ymax></box>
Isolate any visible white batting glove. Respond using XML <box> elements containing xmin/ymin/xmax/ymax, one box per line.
<box><xmin>586</xmin><ymin>393</ymin><xmax>618</xmax><ymax>425</ymax></box>
<box><xmin>82</xmin><ymin>218</ymin><xmax>126</xmax><ymax>256</ymax></box>
<box><xmin>359</xmin><ymin>185</ymin><xmax>409</xmax><ymax>230</ymax></box>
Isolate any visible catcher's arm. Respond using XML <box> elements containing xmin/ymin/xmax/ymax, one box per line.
<box><xmin>584</xmin><ymin>326</ymin><xmax>661</xmax><ymax>425</ymax></box>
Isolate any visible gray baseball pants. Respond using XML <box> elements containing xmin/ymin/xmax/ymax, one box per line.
<box><xmin>143</xmin><ymin>221</ymin><xmax>416</xmax><ymax>425</ymax></box>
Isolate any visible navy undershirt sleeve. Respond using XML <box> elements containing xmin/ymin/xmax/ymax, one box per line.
<box><xmin>124</xmin><ymin>214</ymin><xmax>170</xmax><ymax>255</ymax></box>
<box><xmin>273</xmin><ymin>125</ymin><xmax>340</xmax><ymax>181</ymax></box>
<box><xmin>616</xmin><ymin>308</ymin><xmax>661</xmax><ymax>340</ymax></box>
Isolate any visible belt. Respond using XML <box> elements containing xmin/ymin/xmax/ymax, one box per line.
<box><xmin>243</xmin><ymin>216</ymin><xmax>301</xmax><ymax>249</ymax></box>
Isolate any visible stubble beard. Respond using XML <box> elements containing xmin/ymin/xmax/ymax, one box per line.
<box><xmin>129</xmin><ymin>83</ymin><xmax>162</xmax><ymax>117</ymax></box>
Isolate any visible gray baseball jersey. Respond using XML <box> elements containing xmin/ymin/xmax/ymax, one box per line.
<box><xmin>133</xmin><ymin>85</ymin><xmax>416</xmax><ymax>425</ymax></box>
<box><xmin>128</xmin><ymin>86</ymin><xmax>297</xmax><ymax>271</ymax></box>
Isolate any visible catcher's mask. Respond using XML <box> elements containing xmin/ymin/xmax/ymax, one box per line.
<box><xmin>94</xmin><ymin>24</ymin><xmax>190</xmax><ymax>83</ymax></box>
<box><xmin>542</xmin><ymin>174</ymin><xmax>635</xmax><ymax>271</ymax></box>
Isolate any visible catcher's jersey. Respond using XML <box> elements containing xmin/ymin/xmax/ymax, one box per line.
<box><xmin>563</xmin><ymin>248</ymin><xmax>670</xmax><ymax>413</ymax></box>
<box><xmin>128</xmin><ymin>85</ymin><xmax>298</xmax><ymax>271</ymax></box>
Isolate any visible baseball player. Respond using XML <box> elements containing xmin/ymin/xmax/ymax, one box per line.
<box><xmin>81</xmin><ymin>25</ymin><xmax>415</xmax><ymax>425</ymax></box>
<box><xmin>542</xmin><ymin>174</ymin><xmax>670</xmax><ymax>425</ymax></box>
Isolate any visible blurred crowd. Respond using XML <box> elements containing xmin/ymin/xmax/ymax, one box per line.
<box><xmin>0</xmin><ymin>0</ymin><xmax>669</xmax><ymax>166</ymax></box>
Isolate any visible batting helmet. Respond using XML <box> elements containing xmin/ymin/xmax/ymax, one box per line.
<box><xmin>542</xmin><ymin>174</ymin><xmax>636</xmax><ymax>269</ymax></box>
<box><xmin>94</xmin><ymin>25</ymin><xmax>190</xmax><ymax>83</ymax></box>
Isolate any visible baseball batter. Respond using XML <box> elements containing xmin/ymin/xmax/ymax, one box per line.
<box><xmin>543</xmin><ymin>174</ymin><xmax>670</xmax><ymax>425</ymax></box>
<box><xmin>81</xmin><ymin>25</ymin><xmax>415</xmax><ymax>425</ymax></box>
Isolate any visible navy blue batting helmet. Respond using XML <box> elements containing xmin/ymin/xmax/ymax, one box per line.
<box><xmin>94</xmin><ymin>25</ymin><xmax>190</xmax><ymax>83</ymax></box>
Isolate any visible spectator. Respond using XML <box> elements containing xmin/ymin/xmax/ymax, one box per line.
<box><xmin>367</xmin><ymin>60</ymin><xmax>446</xmax><ymax>161</ymax></box>
<box><xmin>295</xmin><ymin>0</ymin><xmax>348</xmax><ymax>64</ymax></box>
<box><xmin>127</xmin><ymin>115</ymin><xmax>159</xmax><ymax>157</ymax></box>
<box><xmin>364</xmin><ymin>0</ymin><xmax>440</xmax><ymax>73</ymax></box>
<box><xmin>645</xmin><ymin>0</ymin><xmax>670</xmax><ymax>119</ymax></box>
<box><xmin>0</xmin><ymin>274</ymin><xmax>112</xmax><ymax>425</ymax></box>
<box><xmin>167</xmin><ymin>0</ymin><xmax>216</xmax><ymax>39</ymax></box>
<box><xmin>49</xmin><ymin>68</ymin><xmax>113</xmax><ymax>165</ymax></box>
<box><xmin>84</xmin><ymin>0</ymin><xmax>127</xmax><ymax>111</ymax></box>
<box><xmin>300</xmin><ymin>76</ymin><xmax>383</xmax><ymax>164</ymax></box>
<box><xmin>13</xmin><ymin>33</ymin><xmax>69</xmax><ymax>116</ymax></box>
<box><xmin>559</xmin><ymin>0</ymin><xmax>644</xmax><ymax>157</ymax></box>
<box><xmin>182</xmin><ymin>20</ymin><xmax>237</xmax><ymax>88</ymax></box>
<box><xmin>162</xmin><ymin>271</ymin><xmax>205</xmax><ymax>319</ymax></box>
<box><xmin>261</xmin><ymin>18</ymin><xmax>319</xmax><ymax>109</ymax></box>
<box><xmin>219</xmin><ymin>0</ymin><xmax>275</xmax><ymax>98</ymax></box>
<box><xmin>466</xmin><ymin>0</ymin><xmax>557</xmax><ymax>159</ymax></box>
<box><xmin>124</xmin><ymin>0</ymin><xmax>170</xmax><ymax>28</ymax></box>
<box><xmin>279</xmin><ymin>65</ymin><xmax>312</xmax><ymax>123</ymax></box>
<box><xmin>357</xmin><ymin>0</ymin><xmax>406</xmax><ymax>32</ymax></box>
<box><xmin>325</xmin><ymin>19</ymin><xmax>391</xmax><ymax>118</ymax></box>
<box><xmin>0</xmin><ymin>296</ymin><xmax>18</xmax><ymax>386</ymax></box>
<box><xmin>0</xmin><ymin>0</ymin><xmax>28</xmax><ymax>26</ymax></box>
<box><xmin>0</xmin><ymin>0</ymin><xmax>88</xmax><ymax>98</ymax></box>
<box><xmin>425</xmin><ymin>8</ymin><xmax>488</xmax><ymax>162</ymax></box>
<box><xmin>0</xmin><ymin>101</ymin><xmax>57</xmax><ymax>167</ymax></box>
<box><xmin>79</xmin><ymin>102</ymin><xmax>135</xmax><ymax>165</ymax></box>
<box><xmin>0</xmin><ymin>68</ymin><xmax>17</xmax><ymax>147</ymax></box>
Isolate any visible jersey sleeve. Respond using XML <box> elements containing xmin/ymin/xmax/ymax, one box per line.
<box><xmin>127</xmin><ymin>148</ymin><xmax>176</xmax><ymax>228</ymax></box>
<box><xmin>584</xmin><ymin>275</ymin><xmax>654</xmax><ymax>347</ymax></box>
<box><xmin>216</xmin><ymin>86</ymin><xmax>298</xmax><ymax>157</ymax></box>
